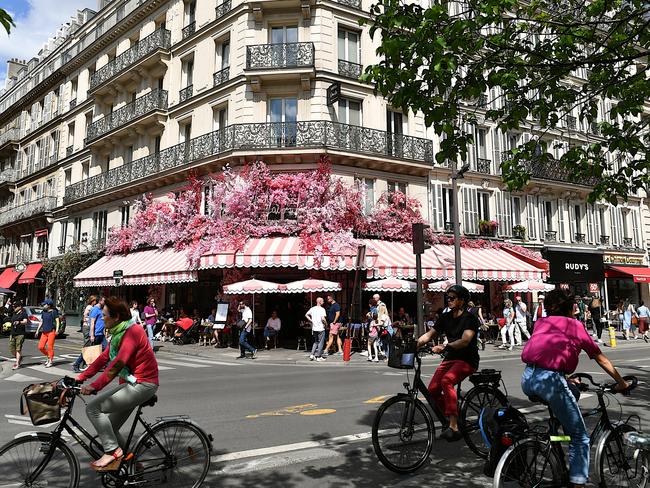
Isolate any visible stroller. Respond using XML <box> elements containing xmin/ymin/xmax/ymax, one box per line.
<box><xmin>172</xmin><ymin>318</ymin><xmax>199</xmax><ymax>345</ymax></box>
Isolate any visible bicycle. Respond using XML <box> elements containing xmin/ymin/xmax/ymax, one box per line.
<box><xmin>624</xmin><ymin>431</ymin><xmax>650</xmax><ymax>488</ymax></box>
<box><xmin>372</xmin><ymin>352</ymin><xmax>508</xmax><ymax>473</ymax></box>
<box><xmin>493</xmin><ymin>373</ymin><xmax>639</xmax><ymax>488</ymax></box>
<box><xmin>0</xmin><ymin>377</ymin><xmax>214</xmax><ymax>488</ymax></box>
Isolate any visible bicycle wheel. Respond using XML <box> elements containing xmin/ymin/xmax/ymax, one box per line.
<box><xmin>371</xmin><ymin>395</ymin><xmax>434</xmax><ymax>474</ymax></box>
<box><xmin>459</xmin><ymin>384</ymin><xmax>508</xmax><ymax>458</ymax></box>
<box><xmin>130</xmin><ymin>420</ymin><xmax>211</xmax><ymax>488</ymax></box>
<box><xmin>598</xmin><ymin>425</ymin><xmax>640</xmax><ymax>488</ymax></box>
<box><xmin>493</xmin><ymin>438</ymin><xmax>566</xmax><ymax>488</ymax></box>
<box><xmin>0</xmin><ymin>432</ymin><xmax>79</xmax><ymax>488</ymax></box>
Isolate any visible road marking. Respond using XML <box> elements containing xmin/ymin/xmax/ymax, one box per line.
<box><xmin>245</xmin><ymin>404</ymin><xmax>318</xmax><ymax>419</ymax></box>
<box><xmin>5</xmin><ymin>372</ymin><xmax>43</xmax><ymax>382</ymax></box>
<box><xmin>215</xmin><ymin>447</ymin><xmax>339</xmax><ymax>474</ymax></box>
<box><xmin>165</xmin><ymin>355</ymin><xmax>245</xmax><ymax>367</ymax></box>
<box><xmin>157</xmin><ymin>365</ymin><xmax>174</xmax><ymax>371</ymax></box>
<box><xmin>155</xmin><ymin>358</ymin><xmax>210</xmax><ymax>368</ymax></box>
<box><xmin>27</xmin><ymin>364</ymin><xmax>77</xmax><ymax>377</ymax></box>
<box><xmin>299</xmin><ymin>408</ymin><xmax>336</xmax><ymax>416</ymax></box>
<box><xmin>364</xmin><ymin>395</ymin><xmax>391</xmax><ymax>404</ymax></box>
<box><xmin>212</xmin><ymin>431</ymin><xmax>372</xmax><ymax>463</ymax></box>
<box><xmin>5</xmin><ymin>414</ymin><xmax>33</xmax><ymax>426</ymax></box>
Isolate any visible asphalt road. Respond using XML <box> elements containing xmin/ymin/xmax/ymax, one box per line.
<box><xmin>1</xmin><ymin>333</ymin><xmax>649</xmax><ymax>487</ymax></box>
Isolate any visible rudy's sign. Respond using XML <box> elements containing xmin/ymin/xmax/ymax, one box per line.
<box><xmin>546</xmin><ymin>250</ymin><xmax>604</xmax><ymax>282</ymax></box>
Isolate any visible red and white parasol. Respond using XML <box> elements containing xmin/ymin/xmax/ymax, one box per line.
<box><xmin>427</xmin><ymin>280</ymin><xmax>485</xmax><ymax>293</ymax></box>
<box><xmin>283</xmin><ymin>279</ymin><xmax>342</xmax><ymax>293</ymax></box>
<box><xmin>362</xmin><ymin>278</ymin><xmax>418</xmax><ymax>292</ymax></box>
<box><xmin>503</xmin><ymin>280</ymin><xmax>556</xmax><ymax>293</ymax></box>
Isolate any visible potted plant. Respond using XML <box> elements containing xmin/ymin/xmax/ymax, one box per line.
<box><xmin>479</xmin><ymin>220</ymin><xmax>499</xmax><ymax>237</ymax></box>
<box><xmin>513</xmin><ymin>225</ymin><xmax>526</xmax><ymax>240</ymax></box>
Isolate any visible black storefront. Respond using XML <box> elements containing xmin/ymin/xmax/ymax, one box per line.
<box><xmin>544</xmin><ymin>249</ymin><xmax>605</xmax><ymax>297</ymax></box>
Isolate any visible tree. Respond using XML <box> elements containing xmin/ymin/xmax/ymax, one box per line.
<box><xmin>363</xmin><ymin>0</ymin><xmax>650</xmax><ymax>203</ymax></box>
<box><xmin>0</xmin><ymin>8</ymin><xmax>14</xmax><ymax>34</ymax></box>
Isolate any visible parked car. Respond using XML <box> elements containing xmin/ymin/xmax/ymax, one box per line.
<box><xmin>24</xmin><ymin>306</ymin><xmax>67</xmax><ymax>338</ymax></box>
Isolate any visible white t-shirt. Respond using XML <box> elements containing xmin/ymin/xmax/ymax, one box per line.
<box><xmin>307</xmin><ymin>306</ymin><xmax>327</xmax><ymax>332</ymax></box>
<box><xmin>515</xmin><ymin>302</ymin><xmax>527</xmax><ymax>320</ymax></box>
<box><xmin>266</xmin><ymin>317</ymin><xmax>281</xmax><ymax>330</ymax></box>
<box><xmin>130</xmin><ymin>309</ymin><xmax>141</xmax><ymax>324</ymax></box>
<box><xmin>241</xmin><ymin>306</ymin><xmax>253</xmax><ymax>332</ymax></box>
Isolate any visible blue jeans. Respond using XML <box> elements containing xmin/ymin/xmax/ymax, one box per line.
<box><xmin>521</xmin><ymin>366</ymin><xmax>590</xmax><ymax>485</ymax></box>
<box><xmin>146</xmin><ymin>324</ymin><xmax>154</xmax><ymax>348</ymax></box>
<box><xmin>239</xmin><ymin>329</ymin><xmax>255</xmax><ymax>355</ymax></box>
<box><xmin>311</xmin><ymin>330</ymin><xmax>325</xmax><ymax>357</ymax></box>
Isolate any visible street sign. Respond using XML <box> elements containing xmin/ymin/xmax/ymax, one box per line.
<box><xmin>412</xmin><ymin>223</ymin><xmax>431</xmax><ymax>255</ymax></box>
<box><xmin>113</xmin><ymin>270</ymin><xmax>123</xmax><ymax>278</ymax></box>
<box><xmin>14</xmin><ymin>262</ymin><xmax>26</xmax><ymax>274</ymax></box>
<box><xmin>326</xmin><ymin>82</ymin><xmax>341</xmax><ymax>106</ymax></box>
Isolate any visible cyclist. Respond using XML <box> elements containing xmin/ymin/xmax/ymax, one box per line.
<box><xmin>77</xmin><ymin>296</ymin><xmax>159</xmax><ymax>472</ymax></box>
<box><xmin>416</xmin><ymin>284</ymin><xmax>480</xmax><ymax>442</ymax></box>
<box><xmin>521</xmin><ymin>289</ymin><xmax>629</xmax><ymax>488</ymax></box>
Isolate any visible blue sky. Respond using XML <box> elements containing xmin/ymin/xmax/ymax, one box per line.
<box><xmin>0</xmin><ymin>0</ymin><xmax>95</xmax><ymax>90</ymax></box>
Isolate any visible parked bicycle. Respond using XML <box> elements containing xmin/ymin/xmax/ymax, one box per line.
<box><xmin>493</xmin><ymin>372</ymin><xmax>638</xmax><ymax>488</ymax></box>
<box><xmin>0</xmin><ymin>377</ymin><xmax>213</xmax><ymax>488</ymax></box>
<box><xmin>372</xmin><ymin>352</ymin><xmax>508</xmax><ymax>473</ymax></box>
<box><xmin>624</xmin><ymin>431</ymin><xmax>650</xmax><ymax>488</ymax></box>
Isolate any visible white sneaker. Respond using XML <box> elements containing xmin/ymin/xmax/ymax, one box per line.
<box><xmin>309</xmin><ymin>354</ymin><xmax>315</xmax><ymax>361</ymax></box>
<box><xmin>373</xmin><ymin>358</ymin><xmax>379</xmax><ymax>362</ymax></box>
<box><xmin>360</xmin><ymin>351</ymin><xmax>369</xmax><ymax>356</ymax></box>
<box><xmin>367</xmin><ymin>357</ymin><xmax>372</xmax><ymax>362</ymax></box>
<box><xmin>45</xmin><ymin>360</ymin><xmax>52</xmax><ymax>368</ymax></box>
<box><xmin>316</xmin><ymin>357</ymin><xmax>326</xmax><ymax>362</ymax></box>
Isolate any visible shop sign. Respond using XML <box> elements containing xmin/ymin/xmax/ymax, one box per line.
<box><xmin>546</xmin><ymin>250</ymin><xmax>604</xmax><ymax>282</ymax></box>
<box><xmin>560</xmin><ymin>283</ymin><xmax>570</xmax><ymax>290</ymax></box>
<box><xmin>589</xmin><ymin>283</ymin><xmax>600</xmax><ymax>294</ymax></box>
<box><xmin>34</xmin><ymin>229</ymin><xmax>48</xmax><ymax>237</ymax></box>
<box><xmin>603</xmin><ymin>254</ymin><xmax>645</xmax><ymax>265</ymax></box>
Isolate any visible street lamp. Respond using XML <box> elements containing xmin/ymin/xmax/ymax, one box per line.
<box><xmin>451</xmin><ymin>161</ymin><xmax>470</xmax><ymax>285</ymax></box>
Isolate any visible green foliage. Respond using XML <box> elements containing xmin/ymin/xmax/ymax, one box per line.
<box><xmin>364</xmin><ymin>0</ymin><xmax>650</xmax><ymax>203</ymax></box>
<box><xmin>0</xmin><ymin>8</ymin><xmax>15</xmax><ymax>34</ymax></box>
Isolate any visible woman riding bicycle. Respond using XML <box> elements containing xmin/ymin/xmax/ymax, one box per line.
<box><xmin>416</xmin><ymin>284</ymin><xmax>480</xmax><ymax>442</ymax></box>
<box><xmin>521</xmin><ymin>289</ymin><xmax>629</xmax><ymax>488</ymax></box>
<box><xmin>77</xmin><ymin>296</ymin><xmax>159</xmax><ymax>471</ymax></box>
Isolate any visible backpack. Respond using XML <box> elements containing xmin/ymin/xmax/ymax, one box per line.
<box><xmin>481</xmin><ymin>406</ymin><xmax>529</xmax><ymax>477</ymax></box>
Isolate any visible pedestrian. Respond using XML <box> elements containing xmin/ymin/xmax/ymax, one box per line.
<box><xmin>306</xmin><ymin>297</ymin><xmax>327</xmax><ymax>362</ymax></box>
<box><xmin>323</xmin><ymin>294</ymin><xmax>342</xmax><ymax>356</ymax></box>
<box><xmin>89</xmin><ymin>296</ymin><xmax>107</xmax><ymax>350</ymax></box>
<box><xmin>367</xmin><ymin>312</ymin><xmax>381</xmax><ymax>362</ymax></box>
<box><xmin>636</xmin><ymin>301</ymin><xmax>649</xmax><ymax>342</ymax></box>
<box><xmin>513</xmin><ymin>295</ymin><xmax>531</xmax><ymax>344</ymax></box>
<box><xmin>499</xmin><ymin>299</ymin><xmax>516</xmax><ymax>350</ymax></box>
<box><xmin>361</xmin><ymin>298</ymin><xmax>378</xmax><ymax>356</ymax></box>
<box><xmin>589</xmin><ymin>296</ymin><xmax>604</xmax><ymax>344</ymax></box>
<box><xmin>575</xmin><ymin>295</ymin><xmax>586</xmax><ymax>325</ymax></box>
<box><xmin>73</xmin><ymin>295</ymin><xmax>97</xmax><ymax>373</ymax></box>
<box><xmin>143</xmin><ymin>297</ymin><xmax>157</xmax><ymax>348</ymax></box>
<box><xmin>8</xmin><ymin>300</ymin><xmax>27</xmax><ymax>370</ymax></box>
<box><xmin>372</xmin><ymin>293</ymin><xmax>385</xmax><ymax>310</ymax></box>
<box><xmin>130</xmin><ymin>301</ymin><xmax>142</xmax><ymax>326</ymax></box>
<box><xmin>521</xmin><ymin>289</ymin><xmax>629</xmax><ymax>488</ymax></box>
<box><xmin>35</xmin><ymin>298</ymin><xmax>59</xmax><ymax>368</ymax></box>
<box><xmin>532</xmin><ymin>295</ymin><xmax>546</xmax><ymax>324</ymax></box>
<box><xmin>468</xmin><ymin>301</ymin><xmax>486</xmax><ymax>350</ymax></box>
<box><xmin>377</xmin><ymin>303</ymin><xmax>393</xmax><ymax>358</ymax></box>
<box><xmin>236</xmin><ymin>300</ymin><xmax>256</xmax><ymax>359</ymax></box>
<box><xmin>622</xmin><ymin>301</ymin><xmax>639</xmax><ymax>340</ymax></box>
<box><xmin>263</xmin><ymin>310</ymin><xmax>281</xmax><ymax>349</ymax></box>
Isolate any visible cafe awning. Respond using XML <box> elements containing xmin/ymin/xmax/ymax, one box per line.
<box><xmin>74</xmin><ymin>248</ymin><xmax>198</xmax><ymax>287</ymax></box>
<box><xmin>605</xmin><ymin>265</ymin><xmax>650</xmax><ymax>283</ymax></box>
<box><xmin>0</xmin><ymin>267</ymin><xmax>21</xmax><ymax>289</ymax></box>
<box><xmin>17</xmin><ymin>263</ymin><xmax>43</xmax><ymax>284</ymax></box>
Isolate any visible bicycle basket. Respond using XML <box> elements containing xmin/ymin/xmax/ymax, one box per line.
<box><xmin>20</xmin><ymin>382</ymin><xmax>62</xmax><ymax>426</ymax></box>
<box><xmin>469</xmin><ymin>369</ymin><xmax>502</xmax><ymax>386</ymax></box>
<box><xmin>387</xmin><ymin>338</ymin><xmax>416</xmax><ymax>370</ymax></box>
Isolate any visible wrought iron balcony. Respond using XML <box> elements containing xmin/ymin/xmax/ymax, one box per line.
<box><xmin>69</xmin><ymin>99</ymin><xmax>77</xmax><ymax>110</ymax></box>
<box><xmin>444</xmin><ymin>222</ymin><xmax>454</xmax><ymax>233</ymax></box>
<box><xmin>89</xmin><ymin>28</ymin><xmax>171</xmax><ymax>91</ymax></box>
<box><xmin>0</xmin><ymin>128</ymin><xmax>20</xmax><ymax>148</ymax></box>
<box><xmin>622</xmin><ymin>237</ymin><xmax>633</xmax><ymax>248</ymax></box>
<box><xmin>36</xmin><ymin>249</ymin><xmax>48</xmax><ymax>259</ymax></box>
<box><xmin>338</xmin><ymin>59</ymin><xmax>362</xmax><ymax>80</ymax></box>
<box><xmin>66</xmin><ymin>145</ymin><xmax>74</xmax><ymax>157</ymax></box>
<box><xmin>0</xmin><ymin>168</ymin><xmax>16</xmax><ymax>185</ymax></box>
<box><xmin>0</xmin><ymin>196</ymin><xmax>57</xmax><ymax>228</ymax></box>
<box><xmin>213</xmin><ymin>67</ymin><xmax>230</xmax><ymax>87</ymax></box>
<box><xmin>246</xmin><ymin>42</ymin><xmax>315</xmax><ymax>70</ymax></box>
<box><xmin>477</xmin><ymin>94</ymin><xmax>488</xmax><ymax>108</ymax></box>
<box><xmin>334</xmin><ymin>0</ymin><xmax>362</xmax><ymax>7</ymax></box>
<box><xmin>86</xmin><ymin>89</ymin><xmax>168</xmax><ymax>143</ymax></box>
<box><xmin>566</xmin><ymin>115</ymin><xmax>577</xmax><ymax>130</ymax></box>
<box><xmin>544</xmin><ymin>230</ymin><xmax>557</xmax><ymax>242</ymax></box>
<box><xmin>476</xmin><ymin>158</ymin><xmax>491</xmax><ymax>174</ymax></box>
<box><xmin>182</xmin><ymin>22</ymin><xmax>196</xmax><ymax>40</ymax></box>
<box><xmin>528</xmin><ymin>156</ymin><xmax>599</xmax><ymax>186</ymax></box>
<box><xmin>64</xmin><ymin>121</ymin><xmax>434</xmax><ymax>204</ymax></box>
<box><xmin>574</xmin><ymin>233</ymin><xmax>586</xmax><ymax>243</ymax></box>
<box><xmin>600</xmin><ymin>235</ymin><xmax>610</xmax><ymax>245</ymax></box>
<box><xmin>215</xmin><ymin>0</ymin><xmax>232</xmax><ymax>19</ymax></box>
<box><xmin>179</xmin><ymin>85</ymin><xmax>193</xmax><ymax>103</ymax></box>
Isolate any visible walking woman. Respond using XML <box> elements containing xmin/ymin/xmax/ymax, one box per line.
<box><xmin>637</xmin><ymin>301</ymin><xmax>649</xmax><ymax>342</ymax></box>
<box><xmin>35</xmin><ymin>299</ymin><xmax>59</xmax><ymax>368</ymax></box>
<box><xmin>73</xmin><ymin>295</ymin><xmax>97</xmax><ymax>373</ymax></box>
<box><xmin>499</xmin><ymin>299</ymin><xmax>516</xmax><ymax>350</ymax></box>
<box><xmin>622</xmin><ymin>301</ymin><xmax>638</xmax><ymax>340</ymax></box>
<box><xmin>143</xmin><ymin>297</ymin><xmax>158</xmax><ymax>347</ymax></box>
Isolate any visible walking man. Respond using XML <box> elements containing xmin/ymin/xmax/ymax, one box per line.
<box><xmin>237</xmin><ymin>301</ymin><xmax>257</xmax><ymax>359</ymax></box>
<box><xmin>306</xmin><ymin>297</ymin><xmax>328</xmax><ymax>362</ymax></box>
<box><xmin>323</xmin><ymin>294</ymin><xmax>343</xmax><ymax>356</ymax></box>
<box><xmin>9</xmin><ymin>300</ymin><xmax>27</xmax><ymax>370</ymax></box>
<box><xmin>36</xmin><ymin>298</ymin><xmax>59</xmax><ymax>368</ymax></box>
<box><xmin>89</xmin><ymin>296</ymin><xmax>107</xmax><ymax>350</ymax></box>
<box><xmin>513</xmin><ymin>295</ymin><xmax>530</xmax><ymax>345</ymax></box>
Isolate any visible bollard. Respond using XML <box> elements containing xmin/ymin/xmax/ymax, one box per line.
<box><xmin>343</xmin><ymin>337</ymin><xmax>352</xmax><ymax>362</ymax></box>
<box><xmin>608</xmin><ymin>327</ymin><xmax>617</xmax><ymax>348</ymax></box>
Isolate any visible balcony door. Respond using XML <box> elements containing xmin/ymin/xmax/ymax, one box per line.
<box><xmin>270</xmin><ymin>26</ymin><xmax>298</xmax><ymax>67</ymax></box>
<box><xmin>269</xmin><ymin>98</ymin><xmax>297</xmax><ymax>146</ymax></box>
<box><xmin>386</xmin><ymin>109</ymin><xmax>403</xmax><ymax>157</ymax></box>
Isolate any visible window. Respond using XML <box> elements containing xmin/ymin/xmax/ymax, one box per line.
<box><xmin>64</xmin><ymin>169</ymin><xmax>71</xmax><ymax>188</ymax></box>
<box><xmin>120</xmin><ymin>205</ymin><xmax>130</xmax><ymax>228</ymax></box>
<box><xmin>179</xmin><ymin>121</ymin><xmax>192</xmax><ymax>143</ymax></box>
<box><xmin>213</xmin><ymin>106</ymin><xmax>228</xmax><ymax>131</ymax></box>
<box><xmin>271</xmin><ymin>26</ymin><xmax>298</xmax><ymax>44</ymax></box>
<box><xmin>269</xmin><ymin>98</ymin><xmax>297</xmax><ymax>146</ymax></box>
<box><xmin>36</xmin><ymin>235</ymin><xmax>48</xmax><ymax>259</ymax></box>
<box><xmin>182</xmin><ymin>56</ymin><xmax>194</xmax><ymax>87</ymax></box>
<box><xmin>586</xmin><ymin>204</ymin><xmax>596</xmax><ymax>244</ymax></box>
<box><xmin>544</xmin><ymin>201</ymin><xmax>554</xmax><ymax>231</ymax></box>
<box><xmin>218</xmin><ymin>40</ymin><xmax>230</xmax><ymax>70</ymax></box>
<box><xmin>495</xmin><ymin>191</ymin><xmax>512</xmax><ymax>237</ymax></box>
<box><xmin>338</xmin><ymin>98</ymin><xmax>362</xmax><ymax>126</ymax></box>
<box><xmin>557</xmin><ymin>199</ymin><xmax>566</xmax><ymax>241</ymax></box>
<box><xmin>70</xmin><ymin>79</ymin><xmax>77</xmax><ymax>101</ymax></box>
<box><xmin>387</xmin><ymin>110</ymin><xmax>404</xmax><ymax>157</ymax></box>
<box><xmin>358</xmin><ymin>178</ymin><xmax>375</xmax><ymax>214</ymax></box>
<box><xmin>431</xmin><ymin>184</ymin><xmax>453</xmax><ymax>231</ymax></box>
<box><xmin>67</xmin><ymin>122</ymin><xmax>75</xmax><ymax>148</ymax></box>
<box><xmin>475</xmin><ymin>127</ymin><xmax>488</xmax><ymax>160</ymax></box>
<box><xmin>478</xmin><ymin>191</ymin><xmax>490</xmax><ymax>221</ymax></box>
<box><xmin>185</xmin><ymin>0</ymin><xmax>196</xmax><ymax>25</ymax></box>
<box><xmin>462</xmin><ymin>187</ymin><xmax>479</xmax><ymax>235</ymax></box>
<box><xmin>125</xmin><ymin>145</ymin><xmax>133</xmax><ymax>164</ymax></box>
<box><xmin>526</xmin><ymin>196</ymin><xmax>537</xmax><ymax>240</ymax></box>
<box><xmin>73</xmin><ymin>217</ymin><xmax>82</xmax><ymax>244</ymax></box>
<box><xmin>599</xmin><ymin>208</ymin><xmax>606</xmax><ymax>240</ymax></box>
<box><xmin>387</xmin><ymin>181</ymin><xmax>407</xmax><ymax>194</ymax></box>
<box><xmin>82</xmin><ymin>160</ymin><xmax>89</xmax><ymax>180</ymax></box>
<box><xmin>59</xmin><ymin>221</ymin><xmax>68</xmax><ymax>250</ymax></box>
<box><xmin>573</xmin><ymin>204</ymin><xmax>582</xmax><ymax>234</ymax></box>
<box><xmin>512</xmin><ymin>196</ymin><xmax>522</xmax><ymax>226</ymax></box>
<box><xmin>338</xmin><ymin>28</ymin><xmax>360</xmax><ymax>63</ymax></box>
<box><xmin>203</xmin><ymin>185</ymin><xmax>212</xmax><ymax>216</ymax></box>
<box><xmin>631</xmin><ymin>209</ymin><xmax>641</xmax><ymax>247</ymax></box>
<box><xmin>92</xmin><ymin>210</ymin><xmax>108</xmax><ymax>243</ymax></box>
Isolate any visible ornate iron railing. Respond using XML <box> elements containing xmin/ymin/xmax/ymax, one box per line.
<box><xmin>0</xmin><ymin>196</ymin><xmax>57</xmax><ymax>227</ymax></box>
<box><xmin>566</xmin><ymin>115</ymin><xmax>577</xmax><ymax>130</ymax></box>
<box><xmin>179</xmin><ymin>85</ymin><xmax>193</xmax><ymax>103</ymax></box>
<box><xmin>338</xmin><ymin>59</ymin><xmax>362</xmax><ymax>80</ymax></box>
<box><xmin>334</xmin><ymin>0</ymin><xmax>362</xmax><ymax>8</ymax></box>
<box><xmin>246</xmin><ymin>42</ymin><xmax>315</xmax><ymax>70</ymax></box>
<box><xmin>476</xmin><ymin>158</ymin><xmax>491</xmax><ymax>174</ymax></box>
<box><xmin>444</xmin><ymin>222</ymin><xmax>454</xmax><ymax>233</ymax></box>
<box><xmin>528</xmin><ymin>156</ymin><xmax>599</xmax><ymax>186</ymax></box>
<box><xmin>89</xmin><ymin>28</ymin><xmax>172</xmax><ymax>91</ymax></box>
<box><xmin>544</xmin><ymin>230</ymin><xmax>557</xmax><ymax>242</ymax></box>
<box><xmin>0</xmin><ymin>168</ymin><xmax>16</xmax><ymax>185</ymax></box>
<box><xmin>65</xmin><ymin>121</ymin><xmax>434</xmax><ymax>203</ymax></box>
<box><xmin>574</xmin><ymin>232</ymin><xmax>586</xmax><ymax>243</ymax></box>
<box><xmin>66</xmin><ymin>145</ymin><xmax>74</xmax><ymax>157</ymax></box>
<box><xmin>215</xmin><ymin>0</ymin><xmax>232</xmax><ymax>19</ymax></box>
<box><xmin>0</xmin><ymin>128</ymin><xmax>20</xmax><ymax>147</ymax></box>
<box><xmin>69</xmin><ymin>99</ymin><xmax>77</xmax><ymax>110</ymax></box>
<box><xmin>86</xmin><ymin>89</ymin><xmax>168</xmax><ymax>142</ymax></box>
<box><xmin>512</xmin><ymin>226</ymin><xmax>526</xmax><ymax>239</ymax></box>
<box><xmin>213</xmin><ymin>67</ymin><xmax>230</xmax><ymax>87</ymax></box>
<box><xmin>182</xmin><ymin>22</ymin><xmax>196</xmax><ymax>40</ymax></box>
<box><xmin>622</xmin><ymin>237</ymin><xmax>633</xmax><ymax>248</ymax></box>
<box><xmin>600</xmin><ymin>235</ymin><xmax>610</xmax><ymax>245</ymax></box>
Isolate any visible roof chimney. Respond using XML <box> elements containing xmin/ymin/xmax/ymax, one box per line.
<box><xmin>5</xmin><ymin>59</ymin><xmax>26</xmax><ymax>89</ymax></box>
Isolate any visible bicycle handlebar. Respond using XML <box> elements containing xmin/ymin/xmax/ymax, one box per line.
<box><xmin>568</xmin><ymin>373</ymin><xmax>638</xmax><ymax>395</ymax></box>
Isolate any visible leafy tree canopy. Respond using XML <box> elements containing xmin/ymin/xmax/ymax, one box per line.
<box><xmin>0</xmin><ymin>8</ymin><xmax>14</xmax><ymax>34</ymax></box>
<box><xmin>363</xmin><ymin>0</ymin><xmax>650</xmax><ymax>203</ymax></box>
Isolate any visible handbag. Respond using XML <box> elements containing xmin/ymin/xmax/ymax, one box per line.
<box><xmin>631</xmin><ymin>315</ymin><xmax>639</xmax><ymax>326</ymax></box>
<box><xmin>82</xmin><ymin>344</ymin><xmax>103</xmax><ymax>365</ymax></box>
<box><xmin>20</xmin><ymin>382</ymin><xmax>63</xmax><ymax>426</ymax></box>
<box><xmin>497</xmin><ymin>318</ymin><xmax>506</xmax><ymax>328</ymax></box>
<box><xmin>387</xmin><ymin>338</ymin><xmax>416</xmax><ymax>370</ymax></box>
<box><xmin>236</xmin><ymin>319</ymin><xmax>246</xmax><ymax>330</ymax></box>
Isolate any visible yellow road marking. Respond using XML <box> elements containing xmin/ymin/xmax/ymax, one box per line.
<box><xmin>246</xmin><ymin>403</ymin><xmax>318</xmax><ymax>419</ymax></box>
<box><xmin>363</xmin><ymin>395</ymin><xmax>391</xmax><ymax>404</ymax></box>
<box><xmin>299</xmin><ymin>409</ymin><xmax>336</xmax><ymax>416</ymax></box>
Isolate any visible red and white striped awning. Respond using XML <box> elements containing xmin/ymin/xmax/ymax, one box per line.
<box><xmin>503</xmin><ymin>280</ymin><xmax>556</xmax><ymax>293</ymax></box>
<box><xmin>364</xmin><ymin>240</ymin><xmax>545</xmax><ymax>281</ymax></box>
<box><xmin>200</xmin><ymin>237</ymin><xmax>377</xmax><ymax>271</ymax></box>
<box><xmin>74</xmin><ymin>249</ymin><xmax>197</xmax><ymax>288</ymax></box>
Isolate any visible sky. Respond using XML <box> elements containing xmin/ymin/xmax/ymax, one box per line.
<box><xmin>0</xmin><ymin>0</ymin><xmax>96</xmax><ymax>90</ymax></box>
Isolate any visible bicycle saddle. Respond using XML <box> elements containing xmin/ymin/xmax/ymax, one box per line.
<box><xmin>624</xmin><ymin>432</ymin><xmax>650</xmax><ymax>449</ymax></box>
<box><xmin>141</xmin><ymin>395</ymin><xmax>158</xmax><ymax>408</ymax></box>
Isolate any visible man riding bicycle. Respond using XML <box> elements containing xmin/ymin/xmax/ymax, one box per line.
<box><xmin>416</xmin><ymin>284</ymin><xmax>480</xmax><ymax>442</ymax></box>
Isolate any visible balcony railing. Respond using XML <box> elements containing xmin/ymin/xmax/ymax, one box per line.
<box><xmin>574</xmin><ymin>232</ymin><xmax>586</xmax><ymax>243</ymax></box>
<box><xmin>246</xmin><ymin>42</ymin><xmax>315</xmax><ymax>70</ymax></box>
<box><xmin>600</xmin><ymin>235</ymin><xmax>610</xmax><ymax>245</ymax></box>
<box><xmin>36</xmin><ymin>249</ymin><xmax>48</xmax><ymax>260</ymax></box>
<box><xmin>338</xmin><ymin>59</ymin><xmax>363</xmax><ymax>80</ymax></box>
<box><xmin>590</xmin><ymin>122</ymin><xmax>600</xmax><ymax>135</ymax></box>
<box><xmin>566</xmin><ymin>115</ymin><xmax>577</xmax><ymax>130</ymax></box>
<box><xmin>477</xmin><ymin>94</ymin><xmax>488</xmax><ymax>108</ymax></box>
<box><xmin>0</xmin><ymin>196</ymin><xmax>57</xmax><ymax>227</ymax></box>
<box><xmin>0</xmin><ymin>168</ymin><xmax>16</xmax><ymax>185</ymax></box>
<box><xmin>544</xmin><ymin>230</ymin><xmax>557</xmax><ymax>242</ymax></box>
<box><xmin>179</xmin><ymin>85</ymin><xmax>193</xmax><ymax>103</ymax></box>
<box><xmin>89</xmin><ymin>28</ymin><xmax>172</xmax><ymax>91</ymax></box>
<box><xmin>182</xmin><ymin>22</ymin><xmax>196</xmax><ymax>40</ymax></box>
<box><xmin>213</xmin><ymin>67</ymin><xmax>230</xmax><ymax>87</ymax></box>
<box><xmin>66</xmin><ymin>145</ymin><xmax>74</xmax><ymax>157</ymax></box>
<box><xmin>86</xmin><ymin>89</ymin><xmax>168</xmax><ymax>143</ymax></box>
<box><xmin>512</xmin><ymin>226</ymin><xmax>526</xmax><ymax>240</ymax></box>
<box><xmin>215</xmin><ymin>0</ymin><xmax>232</xmax><ymax>19</ymax></box>
<box><xmin>528</xmin><ymin>156</ymin><xmax>599</xmax><ymax>186</ymax></box>
<box><xmin>334</xmin><ymin>0</ymin><xmax>362</xmax><ymax>7</ymax></box>
<box><xmin>65</xmin><ymin>121</ymin><xmax>434</xmax><ymax>203</ymax></box>
<box><xmin>444</xmin><ymin>222</ymin><xmax>454</xmax><ymax>233</ymax></box>
<box><xmin>476</xmin><ymin>158</ymin><xmax>491</xmax><ymax>174</ymax></box>
<box><xmin>622</xmin><ymin>237</ymin><xmax>633</xmax><ymax>248</ymax></box>
<box><xmin>0</xmin><ymin>128</ymin><xmax>20</xmax><ymax>147</ymax></box>
<box><xmin>69</xmin><ymin>99</ymin><xmax>77</xmax><ymax>110</ymax></box>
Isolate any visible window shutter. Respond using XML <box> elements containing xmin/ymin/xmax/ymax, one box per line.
<box><xmin>526</xmin><ymin>196</ymin><xmax>537</xmax><ymax>240</ymax></box>
<box><xmin>632</xmin><ymin>209</ymin><xmax>640</xmax><ymax>248</ymax></box>
<box><xmin>495</xmin><ymin>191</ymin><xmax>503</xmax><ymax>234</ymax></box>
<box><xmin>568</xmin><ymin>203</ymin><xmax>576</xmax><ymax>241</ymax></box>
<box><xmin>586</xmin><ymin>205</ymin><xmax>595</xmax><ymax>244</ymax></box>
<box><xmin>491</xmin><ymin>128</ymin><xmax>501</xmax><ymax>171</ymax></box>
<box><xmin>462</xmin><ymin>187</ymin><xmax>478</xmax><ymax>235</ymax></box>
<box><xmin>503</xmin><ymin>192</ymin><xmax>512</xmax><ymax>237</ymax></box>
<box><xmin>52</xmin><ymin>129</ymin><xmax>60</xmax><ymax>160</ymax></box>
<box><xmin>539</xmin><ymin>200</ymin><xmax>547</xmax><ymax>235</ymax></box>
<box><xmin>557</xmin><ymin>199</ymin><xmax>565</xmax><ymax>242</ymax></box>
<box><xmin>609</xmin><ymin>207</ymin><xmax>618</xmax><ymax>246</ymax></box>
<box><xmin>432</xmin><ymin>182</ymin><xmax>444</xmax><ymax>231</ymax></box>
<box><xmin>594</xmin><ymin>205</ymin><xmax>602</xmax><ymax>242</ymax></box>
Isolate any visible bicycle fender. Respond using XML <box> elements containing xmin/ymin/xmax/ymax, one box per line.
<box><xmin>134</xmin><ymin>418</ymin><xmax>214</xmax><ymax>453</ymax></box>
<box><xmin>593</xmin><ymin>423</ymin><xmax>636</xmax><ymax>484</ymax></box>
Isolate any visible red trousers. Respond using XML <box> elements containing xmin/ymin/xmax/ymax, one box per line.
<box><xmin>38</xmin><ymin>331</ymin><xmax>56</xmax><ymax>360</ymax></box>
<box><xmin>427</xmin><ymin>359</ymin><xmax>477</xmax><ymax>417</ymax></box>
